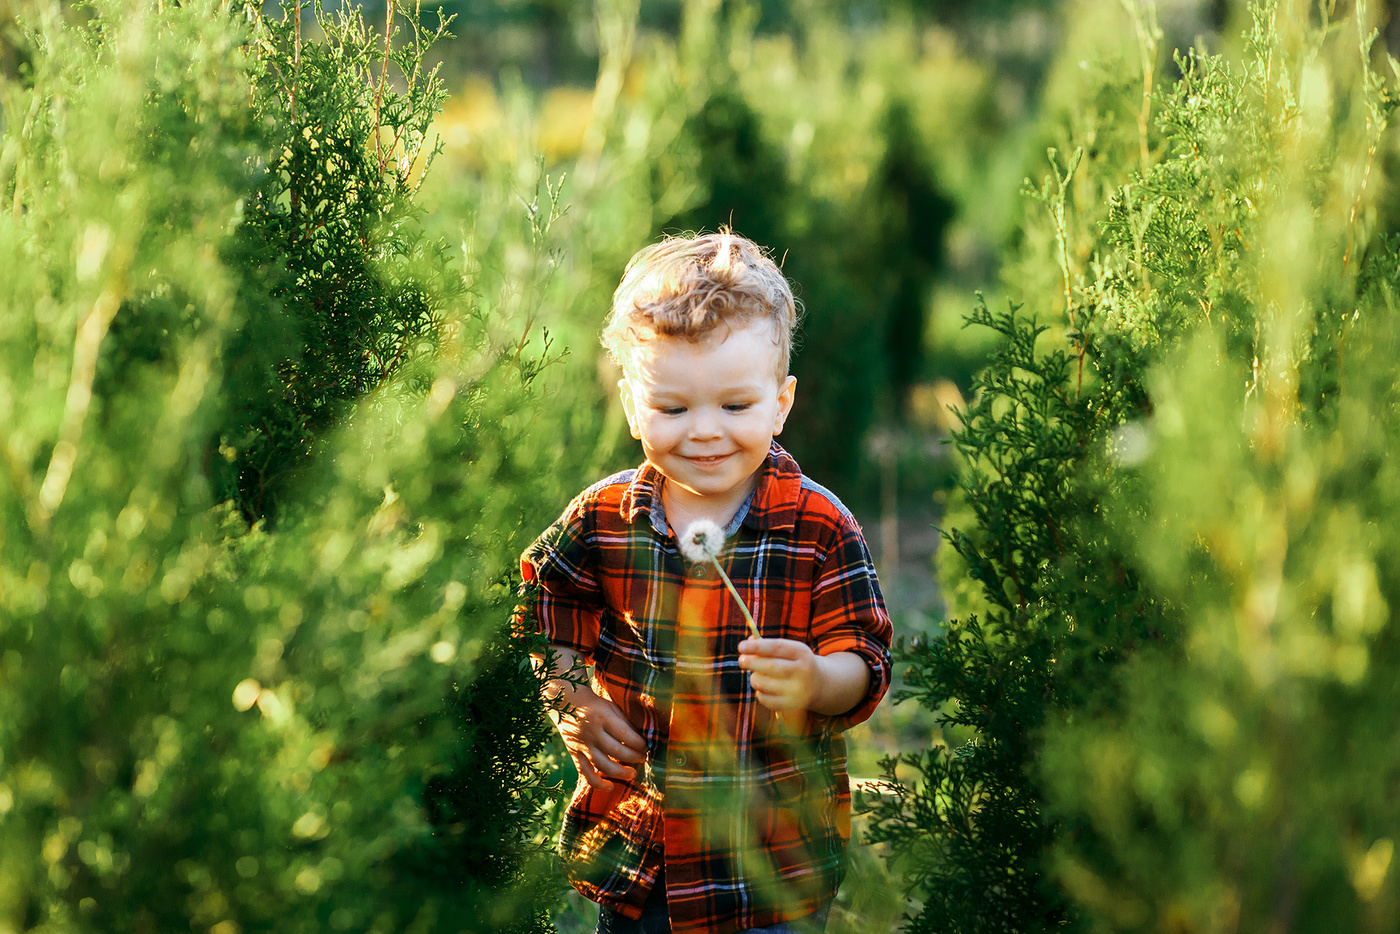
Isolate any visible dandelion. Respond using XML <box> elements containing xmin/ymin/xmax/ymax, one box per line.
<box><xmin>678</xmin><ymin>519</ymin><xmax>723</xmax><ymax>563</ymax></box>
<box><xmin>679</xmin><ymin>520</ymin><xmax>761</xmax><ymax>640</ymax></box>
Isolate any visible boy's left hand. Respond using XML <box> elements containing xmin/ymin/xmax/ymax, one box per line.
<box><xmin>737</xmin><ymin>638</ymin><xmax>822</xmax><ymax>713</ymax></box>
<box><xmin>738</xmin><ymin>638</ymin><xmax>871</xmax><ymax>717</ymax></box>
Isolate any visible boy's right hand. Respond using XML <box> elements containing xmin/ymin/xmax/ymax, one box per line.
<box><xmin>532</xmin><ymin>646</ymin><xmax>647</xmax><ymax>792</ymax></box>
<box><xmin>552</xmin><ymin>688</ymin><xmax>648</xmax><ymax>792</ymax></box>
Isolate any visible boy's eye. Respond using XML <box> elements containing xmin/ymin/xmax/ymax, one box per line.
<box><xmin>723</xmin><ymin>403</ymin><xmax>753</xmax><ymax>412</ymax></box>
<box><xmin>658</xmin><ymin>406</ymin><xmax>686</xmax><ymax>416</ymax></box>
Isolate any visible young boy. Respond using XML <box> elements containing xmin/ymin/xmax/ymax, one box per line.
<box><xmin>520</xmin><ymin>232</ymin><xmax>892</xmax><ymax>934</ymax></box>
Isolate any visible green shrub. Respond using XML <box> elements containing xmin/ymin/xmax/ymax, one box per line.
<box><xmin>864</xmin><ymin>1</ymin><xmax>1400</xmax><ymax>931</ymax></box>
<box><xmin>0</xmin><ymin>2</ymin><xmax>569</xmax><ymax>930</ymax></box>
<box><xmin>425</xmin><ymin>4</ymin><xmax>986</xmax><ymax>505</ymax></box>
<box><xmin>217</xmin><ymin>0</ymin><xmax>455</xmax><ymax>521</ymax></box>
<box><xmin>649</xmin><ymin>10</ymin><xmax>956</xmax><ymax>496</ymax></box>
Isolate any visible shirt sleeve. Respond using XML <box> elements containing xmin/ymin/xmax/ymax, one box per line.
<box><xmin>807</xmin><ymin>512</ymin><xmax>894</xmax><ymax>731</ymax></box>
<box><xmin>519</xmin><ymin>497</ymin><xmax>604</xmax><ymax>658</ymax></box>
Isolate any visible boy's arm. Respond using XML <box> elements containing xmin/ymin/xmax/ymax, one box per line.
<box><xmin>794</xmin><ymin>511</ymin><xmax>895</xmax><ymax>728</ymax></box>
<box><xmin>531</xmin><ymin>645</ymin><xmax>647</xmax><ymax>792</ymax></box>
<box><xmin>737</xmin><ymin>639</ymin><xmax>870</xmax><ymax>717</ymax></box>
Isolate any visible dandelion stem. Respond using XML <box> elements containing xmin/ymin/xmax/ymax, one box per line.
<box><xmin>710</xmin><ymin>558</ymin><xmax>761</xmax><ymax>640</ymax></box>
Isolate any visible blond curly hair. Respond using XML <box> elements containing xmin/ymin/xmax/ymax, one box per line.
<box><xmin>601</xmin><ymin>231</ymin><xmax>800</xmax><ymax>378</ymax></box>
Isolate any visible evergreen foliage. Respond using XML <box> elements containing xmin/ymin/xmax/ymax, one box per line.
<box><xmin>219</xmin><ymin>0</ymin><xmax>455</xmax><ymax>521</ymax></box>
<box><xmin>865</xmin><ymin>1</ymin><xmax>1400</xmax><ymax>931</ymax></box>
<box><xmin>409</xmin><ymin>2</ymin><xmax>1006</xmax><ymax>514</ymax></box>
<box><xmin>28</xmin><ymin>0</ymin><xmax>1399</xmax><ymax>931</ymax></box>
<box><xmin>0</xmin><ymin>2</ymin><xmax>569</xmax><ymax>930</ymax></box>
<box><xmin>649</xmin><ymin>32</ymin><xmax>955</xmax><ymax>495</ymax></box>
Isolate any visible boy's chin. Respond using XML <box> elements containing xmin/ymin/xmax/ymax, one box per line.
<box><xmin>661</xmin><ymin>468</ymin><xmax>763</xmax><ymax>504</ymax></box>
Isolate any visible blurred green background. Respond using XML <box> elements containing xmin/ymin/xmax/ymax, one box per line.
<box><xmin>6</xmin><ymin>0</ymin><xmax>1400</xmax><ymax>931</ymax></box>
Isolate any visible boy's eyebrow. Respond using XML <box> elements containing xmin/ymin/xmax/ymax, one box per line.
<box><xmin>632</xmin><ymin>383</ymin><xmax>683</xmax><ymax>399</ymax></box>
<box><xmin>642</xmin><ymin>384</ymin><xmax>768</xmax><ymax>402</ymax></box>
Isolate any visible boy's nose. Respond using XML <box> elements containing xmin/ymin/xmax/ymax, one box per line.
<box><xmin>687</xmin><ymin>409</ymin><xmax>722</xmax><ymax>440</ymax></box>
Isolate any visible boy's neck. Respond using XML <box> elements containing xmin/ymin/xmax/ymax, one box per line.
<box><xmin>659</xmin><ymin>471</ymin><xmax>761</xmax><ymax>538</ymax></box>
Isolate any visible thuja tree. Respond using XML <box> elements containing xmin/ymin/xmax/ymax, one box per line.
<box><xmin>0</xmin><ymin>2</ymin><xmax>568</xmax><ymax>931</ymax></box>
<box><xmin>865</xmin><ymin>1</ymin><xmax>1400</xmax><ymax>931</ymax></box>
<box><xmin>1039</xmin><ymin>2</ymin><xmax>1400</xmax><ymax>930</ymax></box>
<box><xmin>219</xmin><ymin>0</ymin><xmax>453</xmax><ymax>520</ymax></box>
<box><xmin>639</xmin><ymin>3</ymin><xmax>956</xmax><ymax>495</ymax></box>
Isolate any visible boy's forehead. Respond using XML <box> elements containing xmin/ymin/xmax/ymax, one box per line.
<box><xmin>624</xmin><ymin>319</ymin><xmax>783</xmax><ymax>369</ymax></box>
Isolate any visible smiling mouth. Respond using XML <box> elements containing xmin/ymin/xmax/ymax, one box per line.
<box><xmin>685</xmin><ymin>453</ymin><xmax>732</xmax><ymax>465</ymax></box>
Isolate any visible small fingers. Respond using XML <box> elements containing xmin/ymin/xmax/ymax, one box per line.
<box><xmin>747</xmin><ymin>672</ymin><xmax>777</xmax><ymax>693</ymax></box>
<box><xmin>575</xmin><ymin>744</ymin><xmax>637</xmax><ymax>787</ymax></box>
<box><xmin>738</xmin><ymin>638</ymin><xmax>806</xmax><ymax>659</ymax></box>
<box><xmin>573</xmin><ymin>752</ymin><xmax>615</xmax><ymax>791</ymax></box>
<box><xmin>739</xmin><ymin>654</ymin><xmax>796</xmax><ymax>677</ymax></box>
<box><xmin>572</xmin><ymin>705</ymin><xmax>647</xmax><ymax>762</ymax></box>
<box><xmin>591</xmin><ymin>749</ymin><xmax>638</xmax><ymax>781</ymax></box>
<box><xmin>752</xmin><ymin>689</ymin><xmax>802</xmax><ymax>713</ymax></box>
<box><xmin>738</xmin><ymin>637</ymin><xmax>777</xmax><ymax>657</ymax></box>
<box><xmin>749</xmin><ymin>667</ymin><xmax>816</xmax><ymax>711</ymax></box>
<box><xmin>749</xmin><ymin>673</ymin><xmax>799</xmax><ymax>699</ymax></box>
<box><xmin>610</xmin><ymin>722</ymin><xmax>649</xmax><ymax>760</ymax></box>
<box><xmin>601</xmin><ymin>732</ymin><xmax>647</xmax><ymax>764</ymax></box>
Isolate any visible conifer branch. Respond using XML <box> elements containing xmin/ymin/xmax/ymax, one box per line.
<box><xmin>1120</xmin><ymin>0</ymin><xmax>1160</xmax><ymax>178</ymax></box>
<box><xmin>38</xmin><ymin>279</ymin><xmax>123</xmax><ymax>524</ymax></box>
<box><xmin>290</xmin><ymin>0</ymin><xmax>301</xmax><ymax>126</ymax></box>
<box><xmin>372</xmin><ymin>0</ymin><xmax>394</xmax><ymax>172</ymax></box>
<box><xmin>1341</xmin><ymin>1</ymin><xmax>1386</xmax><ymax>279</ymax></box>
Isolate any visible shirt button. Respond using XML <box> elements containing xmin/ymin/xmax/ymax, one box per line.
<box><xmin>673</xmin><ymin>753</ymin><xmax>687</xmax><ymax>768</ymax></box>
<box><xmin>691</xmin><ymin>565</ymin><xmax>708</xmax><ymax>579</ymax></box>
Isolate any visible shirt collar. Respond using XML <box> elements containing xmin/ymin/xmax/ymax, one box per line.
<box><xmin>618</xmin><ymin>442</ymin><xmax>803</xmax><ymax>535</ymax></box>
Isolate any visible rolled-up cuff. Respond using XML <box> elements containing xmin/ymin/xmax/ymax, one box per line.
<box><xmin>810</xmin><ymin>637</ymin><xmax>890</xmax><ymax>731</ymax></box>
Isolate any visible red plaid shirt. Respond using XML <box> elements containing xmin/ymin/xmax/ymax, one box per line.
<box><xmin>520</xmin><ymin>444</ymin><xmax>892</xmax><ymax>934</ymax></box>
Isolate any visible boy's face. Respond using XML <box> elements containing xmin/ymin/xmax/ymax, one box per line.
<box><xmin>618</xmin><ymin>321</ymin><xmax>797</xmax><ymax>522</ymax></box>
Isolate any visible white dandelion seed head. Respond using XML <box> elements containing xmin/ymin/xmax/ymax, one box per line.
<box><xmin>679</xmin><ymin>519</ymin><xmax>725</xmax><ymax>564</ymax></box>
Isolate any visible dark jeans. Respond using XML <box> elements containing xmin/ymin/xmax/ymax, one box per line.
<box><xmin>596</xmin><ymin>878</ymin><xmax>830</xmax><ymax>934</ymax></box>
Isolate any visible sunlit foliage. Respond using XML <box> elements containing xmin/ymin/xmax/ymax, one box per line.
<box><xmin>866</xmin><ymin>1</ymin><xmax>1400</xmax><ymax>931</ymax></box>
<box><xmin>0</xmin><ymin>2</ymin><xmax>571</xmax><ymax>930</ymax></box>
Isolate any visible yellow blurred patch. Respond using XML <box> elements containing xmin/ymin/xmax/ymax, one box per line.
<box><xmin>908</xmin><ymin>379</ymin><xmax>966</xmax><ymax>433</ymax></box>
<box><xmin>537</xmin><ymin>87</ymin><xmax>595</xmax><ymax>161</ymax></box>
<box><xmin>432</xmin><ymin>77</ymin><xmax>505</xmax><ymax>166</ymax></box>
<box><xmin>1353</xmin><ymin>838</ymin><xmax>1393</xmax><ymax>902</ymax></box>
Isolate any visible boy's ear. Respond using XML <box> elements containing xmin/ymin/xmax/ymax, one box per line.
<box><xmin>773</xmin><ymin>375</ymin><xmax>797</xmax><ymax>435</ymax></box>
<box><xmin>618</xmin><ymin>378</ymin><xmax>643</xmax><ymax>440</ymax></box>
